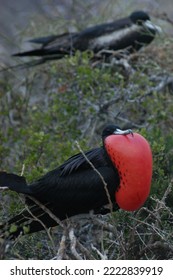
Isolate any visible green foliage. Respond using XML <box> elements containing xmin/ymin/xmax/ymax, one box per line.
<box><xmin>0</xmin><ymin>25</ymin><xmax>173</xmax><ymax>259</ymax></box>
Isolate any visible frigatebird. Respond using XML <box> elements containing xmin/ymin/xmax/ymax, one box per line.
<box><xmin>0</xmin><ymin>125</ymin><xmax>152</xmax><ymax>239</ymax></box>
<box><xmin>13</xmin><ymin>11</ymin><xmax>161</xmax><ymax>66</ymax></box>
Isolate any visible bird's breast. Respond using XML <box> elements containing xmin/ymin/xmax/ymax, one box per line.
<box><xmin>90</xmin><ymin>24</ymin><xmax>139</xmax><ymax>49</ymax></box>
<box><xmin>104</xmin><ymin>133</ymin><xmax>152</xmax><ymax>211</ymax></box>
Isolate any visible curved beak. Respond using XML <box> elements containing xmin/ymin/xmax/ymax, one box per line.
<box><xmin>114</xmin><ymin>128</ymin><xmax>133</xmax><ymax>136</ymax></box>
<box><xmin>144</xmin><ymin>20</ymin><xmax>162</xmax><ymax>34</ymax></box>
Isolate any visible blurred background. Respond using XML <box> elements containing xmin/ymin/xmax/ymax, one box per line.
<box><xmin>0</xmin><ymin>0</ymin><xmax>173</xmax><ymax>260</ymax></box>
<box><xmin>0</xmin><ymin>0</ymin><xmax>173</xmax><ymax>65</ymax></box>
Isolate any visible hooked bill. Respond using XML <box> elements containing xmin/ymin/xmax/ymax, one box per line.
<box><xmin>105</xmin><ymin>132</ymin><xmax>153</xmax><ymax>211</ymax></box>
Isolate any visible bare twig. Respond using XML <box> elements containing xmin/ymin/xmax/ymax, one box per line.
<box><xmin>20</xmin><ymin>196</ymin><xmax>57</xmax><ymax>255</ymax></box>
<box><xmin>69</xmin><ymin>227</ymin><xmax>83</xmax><ymax>260</ymax></box>
<box><xmin>76</xmin><ymin>240</ymin><xmax>95</xmax><ymax>260</ymax></box>
<box><xmin>75</xmin><ymin>140</ymin><xmax>113</xmax><ymax>212</ymax></box>
<box><xmin>139</xmin><ymin>75</ymin><xmax>173</xmax><ymax>101</ymax></box>
<box><xmin>92</xmin><ymin>216</ymin><xmax>116</xmax><ymax>234</ymax></box>
<box><xmin>20</xmin><ymin>164</ymin><xmax>25</xmax><ymax>176</ymax></box>
<box><xmin>139</xmin><ymin>241</ymin><xmax>173</xmax><ymax>258</ymax></box>
<box><xmin>91</xmin><ymin>244</ymin><xmax>107</xmax><ymax>260</ymax></box>
<box><xmin>56</xmin><ymin>232</ymin><xmax>67</xmax><ymax>260</ymax></box>
<box><xmin>25</xmin><ymin>195</ymin><xmax>64</xmax><ymax>228</ymax></box>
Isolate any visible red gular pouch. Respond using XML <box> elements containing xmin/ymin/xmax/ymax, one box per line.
<box><xmin>105</xmin><ymin>132</ymin><xmax>153</xmax><ymax>211</ymax></box>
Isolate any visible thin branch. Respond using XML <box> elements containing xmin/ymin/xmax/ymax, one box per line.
<box><xmin>138</xmin><ymin>241</ymin><xmax>173</xmax><ymax>258</ymax></box>
<box><xmin>92</xmin><ymin>216</ymin><xmax>116</xmax><ymax>234</ymax></box>
<box><xmin>75</xmin><ymin>140</ymin><xmax>113</xmax><ymax>213</ymax></box>
<box><xmin>139</xmin><ymin>75</ymin><xmax>173</xmax><ymax>101</ymax></box>
<box><xmin>91</xmin><ymin>244</ymin><xmax>108</xmax><ymax>260</ymax></box>
<box><xmin>20</xmin><ymin>196</ymin><xmax>57</xmax><ymax>255</ymax></box>
<box><xmin>76</xmin><ymin>240</ymin><xmax>95</xmax><ymax>260</ymax></box>
<box><xmin>69</xmin><ymin>227</ymin><xmax>83</xmax><ymax>260</ymax></box>
<box><xmin>25</xmin><ymin>195</ymin><xmax>64</xmax><ymax>229</ymax></box>
<box><xmin>56</xmin><ymin>232</ymin><xmax>67</xmax><ymax>260</ymax></box>
<box><xmin>20</xmin><ymin>164</ymin><xmax>25</xmax><ymax>176</ymax></box>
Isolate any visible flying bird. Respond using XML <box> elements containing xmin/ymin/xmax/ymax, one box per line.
<box><xmin>0</xmin><ymin>125</ymin><xmax>153</xmax><ymax>239</ymax></box>
<box><xmin>13</xmin><ymin>11</ymin><xmax>161</xmax><ymax>66</ymax></box>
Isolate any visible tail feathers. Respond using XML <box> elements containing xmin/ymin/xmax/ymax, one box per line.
<box><xmin>0</xmin><ymin>52</ymin><xmax>69</xmax><ymax>73</ymax></box>
<box><xmin>12</xmin><ymin>48</ymin><xmax>47</xmax><ymax>57</ymax></box>
<box><xmin>12</xmin><ymin>48</ymin><xmax>71</xmax><ymax>58</ymax></box>
<box><xmin>0</xmin><ymin>171</ymin><xmax>31</xmax><ymax>194</ymax></box>
<box><xmin>0</xmin><ymin>204</ymin><xmax>57</xmax><ymax>240</ymax></box>
<box><xmin>0</xmin><ymin>172</ymin><xmax>58</xmax><ymax>239</ymax></box>
<box><xmin>29</xmin><ymin>35</ymin><xmax>58</xmax><ymax>45</ymax></box>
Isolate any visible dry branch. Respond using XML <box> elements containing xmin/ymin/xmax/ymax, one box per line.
<box><xmin>75</xmin><ymin>140</ymin><xmax>113</xmax><ymax>213</ymax></box>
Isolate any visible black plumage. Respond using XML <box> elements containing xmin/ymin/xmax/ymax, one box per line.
<box><xmin>13</xmin><ymin>11</ymin><xmax>161</xmax><ymax>65</ymax></box>
<box><xmin>0</xmin><ymin>125</ymin><xmax>132</xmax><ymax>239</ymax></box>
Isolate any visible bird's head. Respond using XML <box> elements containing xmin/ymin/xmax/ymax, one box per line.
<box><xmin>103</xmin><ymin>124</ymin><xmax>153</xmax><ymax>211</ymax></box>
<box><xmin>130</xmin><ymin>11</ymin><xmax>162</xmax><ymax>34</ymax></box>
<box><xmin>130</xmin><ymin>11</ymin><xmax>150</xmax><ymax>24</ymax></box>
<box><xmin>102</xmin><ymin>125</ymin><xmax>133</xmax><ymax>141</ymax></box>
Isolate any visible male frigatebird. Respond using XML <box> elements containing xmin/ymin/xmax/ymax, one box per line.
<box><xmin>13</xmin><ymin>11</ymin><xmax>161</xmax><ymax>66</ymax></box>
<box><xmin>0</xmin><ymin>125</ymin><xmax>152</xmax><ymax>239</ymax></box>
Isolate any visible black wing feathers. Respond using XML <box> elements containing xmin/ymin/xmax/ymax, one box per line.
<box><xmin>59</xmin><ymin>147</ymin><xmax>107</xmax><ymax>176</ymax></box>
<box><xmin>0</xmin><ymin>171</ymin><xmax>31</xmax><ymax>194</ymax></box>
<box><xmin>29</xmin><ymin>147</ymin><xmax>119</xmax><ymax>213</ymax></box>
<box><xmin>12</xmin><ymin>17</ymin><xmax>132</xmax><ymax>58</ymax></box>
<box><xmin>0</xmin><ymin>147</ymin><xmax>119</xmax><ymax>238</ymax></box>
<box><xmin>79</xmin><ymin>17</ymin><xmax>131</xmax><ymax>39</ymax></box>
